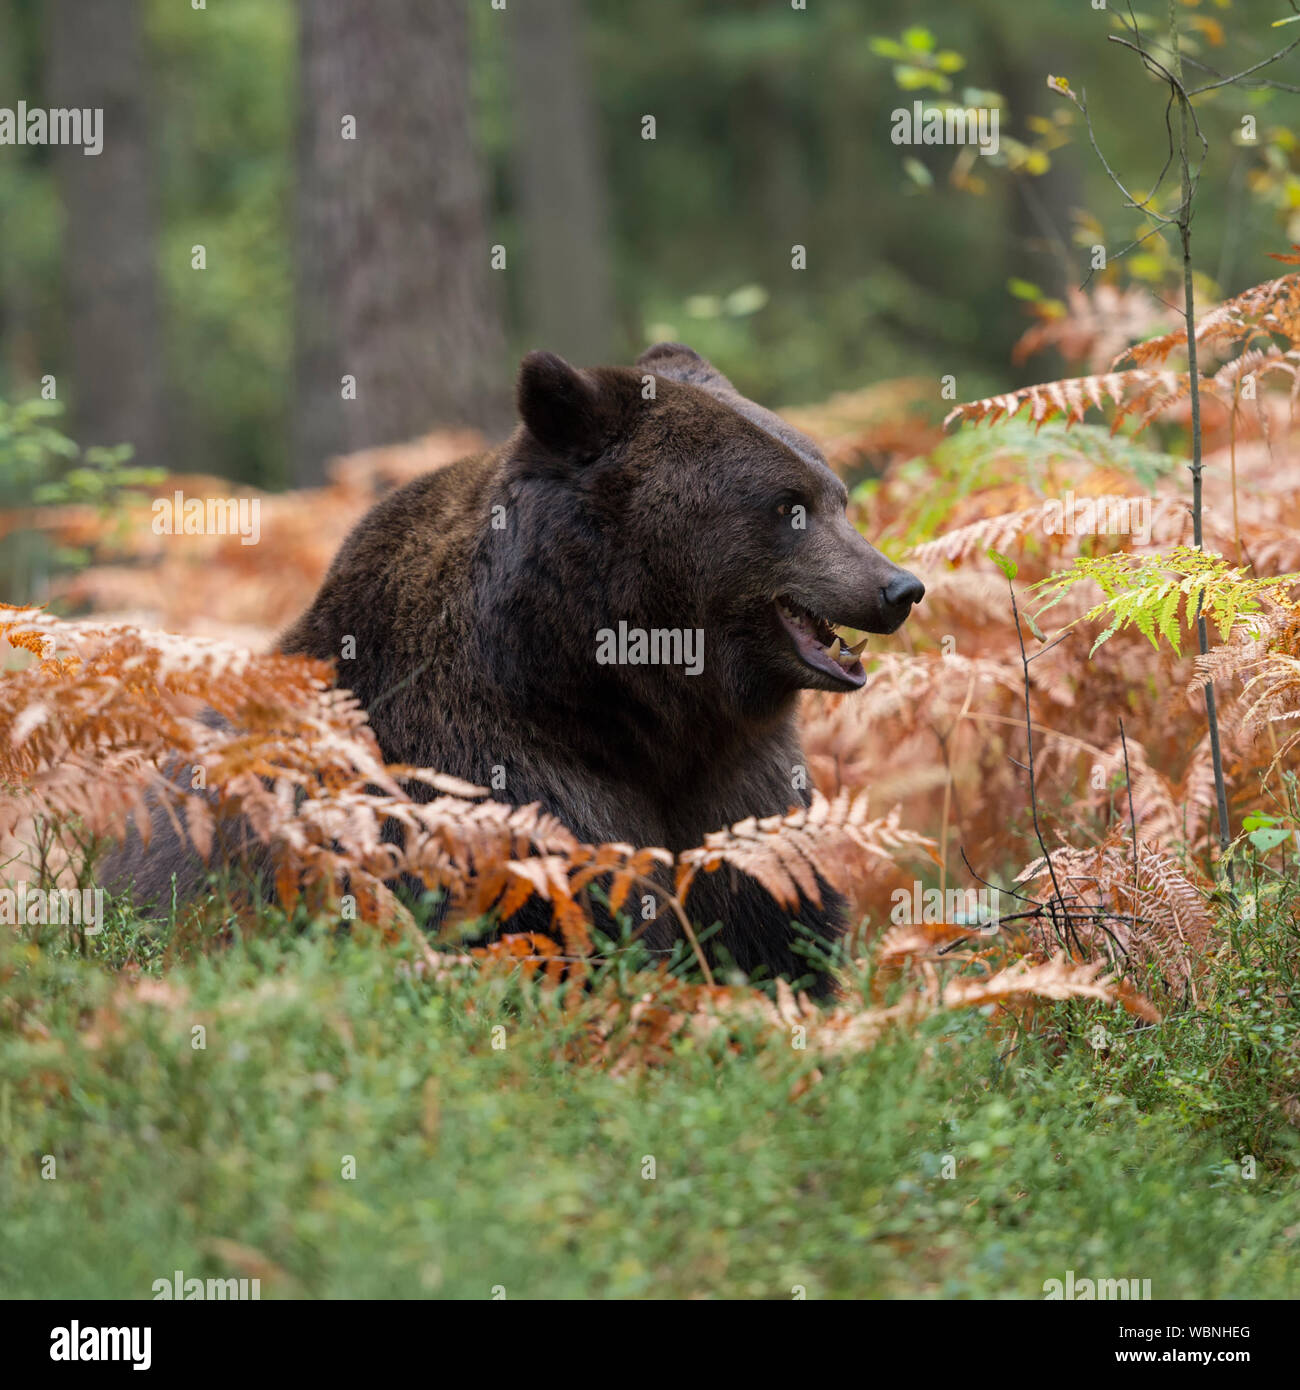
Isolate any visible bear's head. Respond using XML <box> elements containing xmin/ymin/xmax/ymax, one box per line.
<box><xmin>503</xmin><ymin>342</ymin><xmax>924</xmax><ymax>725</ymax></box>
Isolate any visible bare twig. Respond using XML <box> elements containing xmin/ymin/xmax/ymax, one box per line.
<box><xmin>1003</xmin><ymin>570</ymin><xmax>1084</xmax><ymax>955</ymax></box>
<box><xmin>1118</xmin><ymin>716</ymin><xmax>1140</xmax><ymax>948</ymax></box>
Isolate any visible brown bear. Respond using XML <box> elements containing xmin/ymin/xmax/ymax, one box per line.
<box><xmin>268</xmin><ymin>342</ymin><xmax>924</xmax><ymax>995</ymax></box>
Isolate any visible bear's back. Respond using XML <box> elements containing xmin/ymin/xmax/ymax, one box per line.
<box><xmin>279</xmin><ymin>449</ymin><xmax>500</xmax><ymax>667</ymax></box>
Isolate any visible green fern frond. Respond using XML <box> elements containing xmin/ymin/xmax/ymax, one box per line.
<box><xmin>1030</xmin><ymin>546</ymin><xmax>1300</xmax><ymax>656</ymax></box>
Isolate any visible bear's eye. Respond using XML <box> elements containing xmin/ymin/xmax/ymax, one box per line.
<box><xmin>774</xmin><ymin>492</ymin><xmax>805</xmax><ymax>519</ymax></box>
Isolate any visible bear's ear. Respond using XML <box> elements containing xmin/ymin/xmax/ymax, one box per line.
<box><xmin>516</xmin><ymin>350</ymin><xmax>628</xmax><ymax>461</ymax></box>
<box><xmin>636</xmin><ymin>341</ymin><xmax>736</xmax><ymax>393</ymax></box>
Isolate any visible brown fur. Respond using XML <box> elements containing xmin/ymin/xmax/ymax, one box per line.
<box><xmin>117</xmin><ymin>345</ymin><xmax>924</xmax><ymax>996</ymax></box>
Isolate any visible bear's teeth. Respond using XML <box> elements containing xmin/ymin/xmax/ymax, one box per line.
<box><xmin>826</xmin><ymin>637</ymin><xmax>842</xmax><ymax>660</ymax></box>
<box><xmin>846</xmin><ymin>636</ymin><xmax>869</xmax><ymax>656</ymax></box>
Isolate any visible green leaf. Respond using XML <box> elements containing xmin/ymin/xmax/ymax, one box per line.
<box><xmin>723</xmin><ymin>284</ymin><xmax>769</xmax><ymax>317</ymax></box>
<box><xmin>988</xmin><ymin>548</ymin><xmax>1018</xmax><ymax>581</ymax></box>
<box><xmin>1089</xmin><ymin>614</ymin><xmax>1123</xmax><ymax>657</ymax></box>
<box><xmin>1007</xmin><ymin>277</ymin><xmax>1042</xmax><ymax>301</ymax></box>
<box><xmin>869</xmin><ymin>37</ymin><xmax>907</xmax><ymax>58</ymax></box>
<box><xmin>1157</xmin><ymin>584</ymin><xmax>1182</xmax><ymax>649</ymax></box>
<box><xmin>1248</xmin><ymin>827</ymin><xmax>1292</xmax><ymax>853</ymax></box>
<box><xmin>685</xmin><ymin>295</ymin><xmax>722</xmax><ymax>319</ymax></box>
<box><xmin>894</xmin><ymin>64</ymin><xmax>948</xmax><ymax>92</ymax></box>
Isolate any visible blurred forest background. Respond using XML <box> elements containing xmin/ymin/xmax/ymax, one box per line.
<box><xmin>6</xmin><ymin>9</ymin><xmax>1300</xmax><ymax>1294</ymax></box>
<box><xmin>0</xmin><ymin>0</ymin><xmax>1296</xmax><ymax>497</ymax></box>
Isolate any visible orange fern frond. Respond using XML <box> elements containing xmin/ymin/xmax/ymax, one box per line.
<box><xmin>1116</xmin><ymin>270</ymin><xmax>1300</xmax><ymax>369</ymax></box>
<box><xmin>944</xmin><ymin>369</ymin><xmax>1184</xmax><ymax>433</ymax></box>
<box><xmin>675</xmin><ymin>790</ymin><xmax>937</xmax><ymax>910</ymax></box>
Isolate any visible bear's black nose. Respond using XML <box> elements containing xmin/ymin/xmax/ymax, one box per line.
<box><xmin>882</xmin><ymin>574</ymin><xmax>925</xmax><ymax>609</ymax></box>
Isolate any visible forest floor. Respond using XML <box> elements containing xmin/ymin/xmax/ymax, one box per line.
<box><xmin>3</xmin><ymin>896</ymin><xmax>1297</xmax><ymax>1300</ymax></box>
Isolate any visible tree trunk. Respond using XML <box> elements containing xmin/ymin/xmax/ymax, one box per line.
<box><xmin>506</xmin><ymin>0</ymin><xmax>613</xmax><ymax>366</ymax></box>
<box><xmin>45</xmin><ymin>0</ymin><xmax>166</xmax><ymax>464</ymax></box>
<box><xmin>0</xmin><ymin>0</ymin><xmax>36</xmax><ymax>393</ymax></box>
<box><xmin>292</xmin><ymin>0</ymin><xmax>507</xmax><ymax>485</ymax></box>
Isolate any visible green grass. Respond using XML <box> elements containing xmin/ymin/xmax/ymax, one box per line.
<box><xmin>2</xmin><ymin>899</ymin><xmax>1298</xmax><ymax>1300</ymax></box>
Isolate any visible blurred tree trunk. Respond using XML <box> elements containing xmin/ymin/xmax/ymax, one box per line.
<box><xmin>506</xmin><ymin>0</ymin><xmax>613</xmax><ymax>365</ymax></box>
<box><xmin>0</xmin><ymin>0</ymin><xmax>35</xmax><ymax>393</ymax></box>
<box><xmin>45</xmin><ymin>0</ymin><xmax>166</xmax><ymax>464</ymax></box>
<box><xmin>817</xmin><ymin>14</ymin><xmax>878</xmax><ymax>299</ymax></box>
<box><xmin>293</xmin><ymin>0</ymin><xmax>506</xmax><ymax>485</ymax></box>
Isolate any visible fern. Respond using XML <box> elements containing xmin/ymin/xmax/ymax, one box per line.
<box><xmin>1015</xmin><ymin>831</ymin><xmax>1212</xmax><ymax>996</ymax></box>
<box><xmin>1030</xmin><ymin>546</ymin><xmax>1300</xmax><ymax>657</ymax></box>
<box><xmin>909</xmin><ymin>494</ymin><xmax>1193</xmax><ymax>567</ymax></box>
<box><xmin>1116</xmin><ymin>263</ymin><xmax>1300</xmax><ymax>369</ymax></box>
<box><xmin>675</xmin><ymin>790</ymin><xmax>937</xmax><ymax>911</ymax></box>
<box><xmin>1191</xmin><ymin>599</ymin><xmax>1300</xmax><ymax>776</ymax></box>
<box><xmin>0</xmin><ymin>607</ymin><xmax>936</xmax><ymax>982</ymax></box>
<box><xmin>946</xmin><ymin>261</ymin><xmax>1300</xmax><ymax>436</ymax></box>
<box><xmin>943</xmin><ymin>368</ymin><xmax>1185</xmax><ymax>434</ymax></box>
<box><xmin>10</xmin><ymin>261</ymin><xmax>1300</xmax><ymax>1036</ymax></box>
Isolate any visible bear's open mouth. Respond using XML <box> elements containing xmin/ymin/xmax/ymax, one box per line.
<box><xmin>774</xmin><ymin>595</ymin><xmax>868</xmax><ymax>688</ymax></box>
